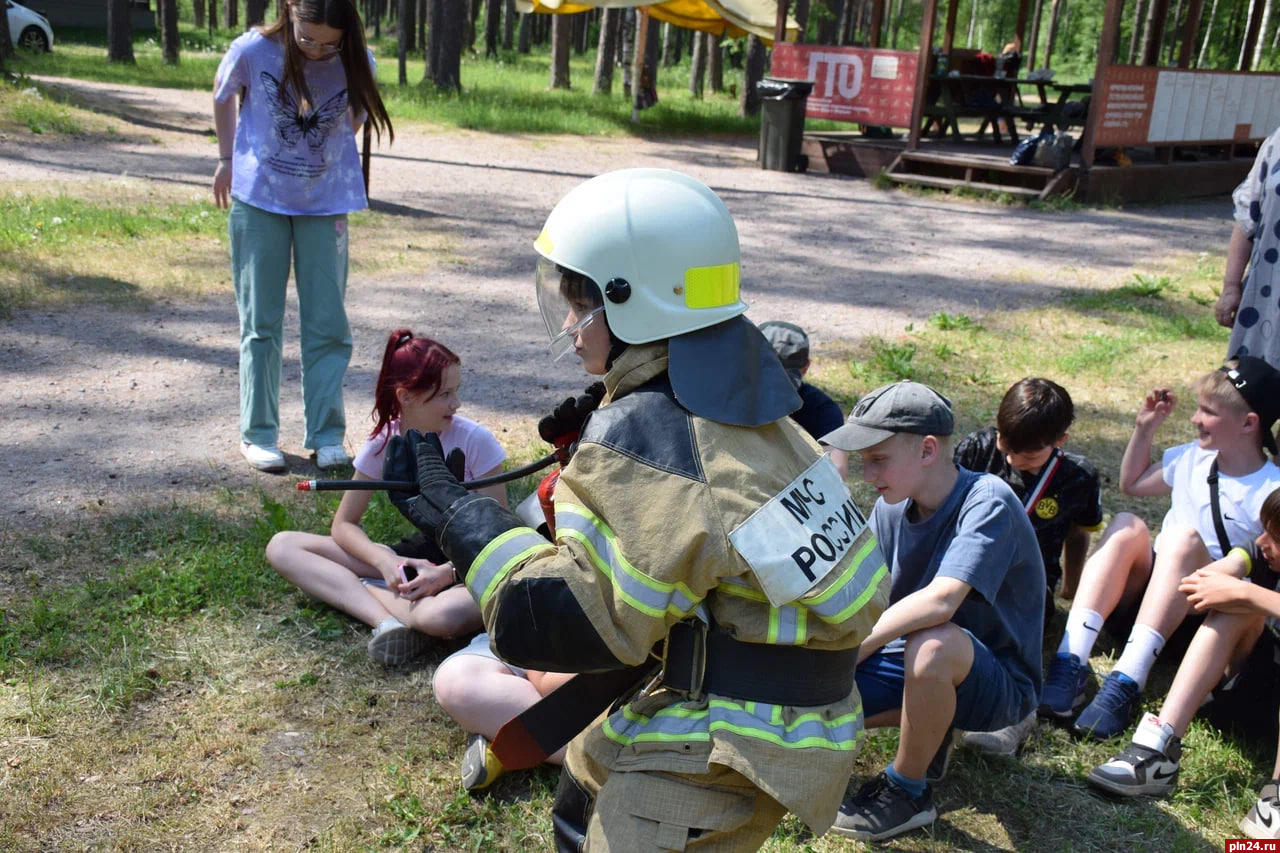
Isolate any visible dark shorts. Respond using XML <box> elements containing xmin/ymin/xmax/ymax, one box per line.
<box><xmin>390</xmin><ymin>531</ymin><xmax>447</xmax><ymax>564</ymax></box>
<box><xmin>855</xmin><ymin>628</ymin><xmax>1033</xmax><ymax>733</ymax></box>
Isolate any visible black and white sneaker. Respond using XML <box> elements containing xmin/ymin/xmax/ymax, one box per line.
<box><xmin>831</xmin><ymin>772</ymin><xmax>937</xmax><ymax>841</ymax></box>
<box><xmin>1240</xmin><ymin>781</ymin><xmax>1280</xmax><ymax>839</ymax></box>
<box><xmin>1086</xmin><ymin>713</ymin><xmax>1181</xmax><ymax>797</ymax></box>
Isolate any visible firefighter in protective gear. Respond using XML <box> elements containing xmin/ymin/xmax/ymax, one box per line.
<box><xmin>385</xmin><ymin>169</ymin><xmax>889</xmax><ymax>851</ymax></box>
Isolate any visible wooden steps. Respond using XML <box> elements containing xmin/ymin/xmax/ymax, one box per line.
<box><xmin>885</xmin><ymin>149</ymin><xmax>1076</xmax><ymax>199</ymax></box>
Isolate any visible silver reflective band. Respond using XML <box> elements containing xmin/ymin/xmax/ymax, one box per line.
<box><xmin>550</xmin><ymin>306</ymin><xmax>603</xmax><ymax>361</ymax></box>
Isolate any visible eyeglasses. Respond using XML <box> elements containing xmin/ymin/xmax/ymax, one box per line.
<box><xmin>293</xmin><ymin>23</ymin><xmax>342</xmax><ymax>55</ymax></box>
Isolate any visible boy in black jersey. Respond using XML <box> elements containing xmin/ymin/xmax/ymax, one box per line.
<box><xmin>953</xmin><ymin>377</ymin><xmax>1104</xmax><ymax>754</ymax></box>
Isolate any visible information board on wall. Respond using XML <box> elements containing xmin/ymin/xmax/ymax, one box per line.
<box><xmin>1095</xmin><ymin>65</ymin><xmax>1280</xmax><ymax>146</ymax></box>
<box><xmin>770</xmin><ymin>44</ymin><xmax>918</xmax><ymax>128</ymax></box>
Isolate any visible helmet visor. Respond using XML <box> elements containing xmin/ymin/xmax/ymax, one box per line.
<box><xmin>535</xmin><ymin>256</ymin><xmax>605</xmax><ymax>361</ymax></box>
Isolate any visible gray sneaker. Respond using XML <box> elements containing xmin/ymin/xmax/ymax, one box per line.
<box><xmin>1240</xmin><ymin>781</ymin><xmax>1280</xmax><ymax>839</ymax></box>
<box><xmin>367</xmin><ymin>617</ymin><xmax>428</xmax><ymax>665</ymax></box>
<box><xmin>962</xmin><ymin>712</ymin><xmax>1038</xmax><ymax>756</ymax></box>
<box><xmin>831</xmin><ymin>772</ymin><xmax>937</xmax><ymax>841</ymax></box>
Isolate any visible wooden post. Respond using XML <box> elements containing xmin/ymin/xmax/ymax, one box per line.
<box><xmin>1240</xmin><ymin>0</ymin><xmax>1266</xmax><ymax>69</ymax></box>
<box><xmin>1082</xmin><ymin>0</ymin><xmax>1124</xmax><ymax>168</ymax></box>
<box><xmin>775</xmin><ymin>0</ymin><xmax>788</xmax><ymax>43</ymax></box>
<box><xmin>1177</xmin><ymin>0</ymin><xmax>1204</xmax><ymax>65</ymax></box>
<box><xmin>908</xmin><ymin>0</ymin><xmax>939</xmax><ymax>150</ymax></box>
<box><xmin>869</xmin><ymin>0</ymin><xmax>885</xmax><ymax>47</ymax></box>
<box><xmin>1140</xmin><ymin>0</ymin><xmax>1171</xmax><ymax>65</ymax></box>
<box><xmin>943</xmin><ymin>0</ymin><xmax>959</xmax><ymax>51</ymax></box>
<box><xmin>1015</xmin><ymin>0</ymin><xmax>1030</xmax><ymax>48</ymax></box>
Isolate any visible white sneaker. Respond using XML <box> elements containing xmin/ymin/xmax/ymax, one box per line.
<box><xmin>962</xmin><ymin>711</ymin><xmax>1038</xmax><ymax>756</ymax></box>
<box><xmin>315</xmin><ymin>444</ymin><xmax>349</xmax><ymax>469</ymax></box>
<box><xmin>367</xmin><ymin>617</ymin><xmax>428</xmax><ymax>665</ymax></box>
<box><xmin>1086</xmin><ymin>713</ymin><xmax>1182</xmax><ymax>797</ymax></box>
<box><xmin>240</xmin><ymin>441</ymin><xmax>286</xmax><ymax>472</ymax></box>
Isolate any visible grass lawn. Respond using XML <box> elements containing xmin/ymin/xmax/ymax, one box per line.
<box><xmin>0</xmin><ymin>184</ymin><xmax>1263</xmax><ymax>849</ymax></box>
<box><xmin>0</xmin><ymin>29</ymin><xmax>1259</xmax><ymax>852</ymax></box>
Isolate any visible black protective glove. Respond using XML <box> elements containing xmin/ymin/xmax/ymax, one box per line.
<box><xmin>382</xmin><ymin>429</ymin><xmax>469</xmax><ymax>536</ymax></box>
<box><xmin>538</xmin><ymin>382</ymin><xmax>606</xmax><ymax>456</ymax></box>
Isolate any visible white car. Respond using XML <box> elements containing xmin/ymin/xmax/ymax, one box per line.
<box><xmin>7</xmin><ymin>0</ymin><xmax>53</xmax><ymax>52</ymax></box>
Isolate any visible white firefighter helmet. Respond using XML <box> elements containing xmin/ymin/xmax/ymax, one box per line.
<box><xmin>534</xmin><ymin>168</ymin><xmax>747</xmax><ymax>355</ymax></box>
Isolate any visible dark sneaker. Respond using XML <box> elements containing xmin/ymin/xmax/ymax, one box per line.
<box><xmin>1038</xmin><ymin>653</ymin><xmax>1093</xmax><ymax>720</ymax></box>
<box><xmin>831</xmin><ymin>772</ymin><xmax>937</xmax><ymax>841</ymax></box>
<box><xmin>1240</xmin><ymin>781</ymin><xmax>1280</xmax><ymax>839</ymax></box>
<box><xmin>1073</xmin><ymin>671</ymin><xmax>1141</xmax><ymax>741</ymax></box>
<box><xmin>1086</xmin><ymin>714</ymin><xmax>1181</xmax><ymax>797</ymax></box>
<box><xmin>460</xmin><ymin>733</ymin><xmax>507</xmax><ymax>792</ymax></box>
<box><xmin>925</xmin><ymin>728</ymin><xmax>956</xmax><ymax>783</ymax></box>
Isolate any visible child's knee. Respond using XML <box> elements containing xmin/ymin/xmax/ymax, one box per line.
<box><xmin>1104</xmin><ymin>512</ymin><xmax>1150</xmax><ymax>545</ymax></box>
<box><xmin>265</xmin><ymin>530</ymin><xmax>301</xmax><ymax>572</ymax></box>
<box><xmin>432</xmin><ymin>659</ymin><xmax>468</xmax><ymax>711</ymax></box>
<box><xmin>904</xmin><ymin>624</ymin><xmax>968</xmax><ymax>677</ymax></box>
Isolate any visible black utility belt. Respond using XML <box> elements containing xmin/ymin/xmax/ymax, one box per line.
<box><xmin>661</xmin><ymin>620</ymin><xmax>858</xmax><ymax>706</ymax></box>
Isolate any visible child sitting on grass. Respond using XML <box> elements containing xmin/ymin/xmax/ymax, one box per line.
<box><xmin>1038</xmin><ymin>357</ymin><xmax>1280</xmax><ymax>741</ymax></box>
<box><xmin>1085</xmin><ymin>488</ymin><xmax>1280</xmax><ymax>841</ymax></box>
<box><xmin>821</xmin><ymin>381</ymin><xmax>1044</xmax><ymax>842</ymax></box>
<box><xmin>266</xmin><ymin>330</ymin><xmax>508</xmax><ymax>665</ymax></box>
<box><xmin>953</xmin><ymin>377</ymin><xmax>1104</xmax><ymax>754</ymax></box>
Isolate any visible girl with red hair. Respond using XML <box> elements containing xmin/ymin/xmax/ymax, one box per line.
<box><xmin>267</xmin><ymin>330</ymin><xmax>507</xmax><ymax>664</ymax></box>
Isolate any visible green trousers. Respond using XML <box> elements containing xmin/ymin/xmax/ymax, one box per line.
<box><xmin>229</xmin><ymin>200</ymin><xmax>351</xmax><ymax>450</ymax></box>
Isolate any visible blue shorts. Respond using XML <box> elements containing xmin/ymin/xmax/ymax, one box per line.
<box><xmin>855</xmin><ymin>629</ymin><xmax>1031</xmax><ymax>733</ymax></box>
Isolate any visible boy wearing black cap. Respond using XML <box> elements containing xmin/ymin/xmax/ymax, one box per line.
<box><xmin>1040</xmin><ymin>356</ymin><xmax>1280</xmax><ymax>743</ymax></box>
<box><xmin>758</xmin><ymin>321</ymin><xmax>848</xmax><ymax>478</ymax></box>
<box><xmin>821</xmin><ymin>381</ymin><xmax>1045</xmax><ymax>841</ymax></box>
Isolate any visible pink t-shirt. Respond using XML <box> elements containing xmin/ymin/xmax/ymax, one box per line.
<box><xmin>353</xmin><ymin>415</ymin><xmax>507</xmax><ymax>483</ymax></box>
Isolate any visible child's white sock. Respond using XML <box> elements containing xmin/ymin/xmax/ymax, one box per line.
<box><xmin>1057</xmin><ymin>607</ymin><xmax>1104</xmax><ymax>663</ymax></box>
<box><xmin>1114</xmin><ymin>623</ymin><xmax>1166</xmax><ymax>689</ymax></box>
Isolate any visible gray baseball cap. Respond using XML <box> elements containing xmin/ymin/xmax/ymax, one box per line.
<box><xmin>820</xmin><ymin>380</ymin><xmax>954</xmax><ymax>452</ymax></box>
<box><xmin>758</xmin><ymin>321</ymin><xmax>809</xmax><ymax>389</ymax></box>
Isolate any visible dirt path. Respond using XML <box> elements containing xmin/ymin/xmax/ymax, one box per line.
<box><xmin>0</xmin><ymin>77</ymin><xmax>1232</xmax><ymax>535</ymax></box>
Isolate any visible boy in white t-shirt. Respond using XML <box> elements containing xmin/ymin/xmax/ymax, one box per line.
<box><xmin>1038</xmin><ymin>356</ymin><xmax>1280</xmax><ymax>741</ymax></box>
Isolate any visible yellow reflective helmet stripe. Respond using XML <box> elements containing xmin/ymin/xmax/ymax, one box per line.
<box><xmin>683</xmin><ymin>261</ymin><xmax>740</xmax><ymax>308</ymax></box>
<box><xmin>534</xmin><ymin>229</ymin><xmax>554</xmax><ymax>255</ymax></box>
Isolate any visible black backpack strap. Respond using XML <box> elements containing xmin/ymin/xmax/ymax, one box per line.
<box><xmin>1207</xmin><ymin>458</ymin><xmax>1233</xmax><ymax>558</ymax></box>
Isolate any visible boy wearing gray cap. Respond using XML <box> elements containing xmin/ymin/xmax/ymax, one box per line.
<box><xmin>821</xmin><ymin>381</ymin><xmax>1045</xmax><ymax>842</ymax></box>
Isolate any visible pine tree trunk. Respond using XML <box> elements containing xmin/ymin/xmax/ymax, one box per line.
<box><xmin>0</xmin><ymin>0</ymin><xmax>12</xmax><ymax>67</ymax></box>
<box><xmin>161</xmin><ymin>0</ymin><xmax>181</xmax><ymax>62</ymax></box>
<box><xmin>484</xmin><ymin>0</ymin><xmax>500</xmax><ymax>56</ymax></box>
<box><xmin>708</xmin><ymin>34</ymin><xmax>723</xmax><ymax>91</ymax></box>
<box><xmin>1042</xmin><ymin>0</ymin><xmax>1063</xmax><ymax>66</ymax></box>
<box><xmin>836</xmin><ymin>0</ymin><xmax>854</xmax><ymax>43</ymax></box>
<box><xmin>689</xmin><ymin>30</ymin><xmax>708</xmax><ymax>95</ymax></box>
<box><xmin>108</xmin><ymin>0</ymin><xmax>136</xmax><ymax>62</ymax></box>
<box><xmin>739</xmin><ymin>34</ymin><xmax>765</xmax><ymax>116</ymax></box>
<box><xmin>794</xmin><ymin>0</ymin><xmax>810</xmax><ymax>40</ymax></box>
<box><xmin>193</xmin><ymin>0</ymin><xmax>206</xmax><ymax>30</ymax></box>
<box><xmin>502</xmin><ymin>0</ymin><xmax>514</xmax><ymax>49</ymax></box>
<box><xmin>620</xmin><ymin>8</ymin><xmax>634</xmax><ymax>96</ymax></box>
<box><xmin>817</xmin><ymin>0</ymin><xmax>841</xmax><ymax>42</ymax></box>
<box><xmin>593</xmin><ymin>8</ymin><xmax>620</xmax><ymax>94</ymax></box>
<box><xmin>1198</xmin><ymin>0</ymin><xmax>1219</xmax><ymax>63</ymax></box>
<box><xmin>1253</xmin><ymin>0</ymin><xmax>1273</xmax><ymax>66</ymax></box>
<box><xmin>1028</xmin><ymin>0</ymin><xmax>1043</xmax><ymax>66</ymax></box>
<box><xmin>246</xmin><ymin>0</ymin><xmax>267</xmax><ymax>25</ymax></box>
<box><xmin>207</xmin><ymin>0</ymin><xmax>217</xmax><ymax>34</ymax></box>
<box><xmin>1127</xmin><ymin>0</ymin><xmax>1145</xmax><ymax>61</ymax></box>
<box><xmin>967</xmin><ymin>0</ymin><xmax>978</xmax><ymax>46</ymax></box>
<box><xmin>891</xmin><ymin>0</ymin><xmax>906</xmax><ymax>47</ymax></box>
<box><xmin>428</xmin><ymin>0</ymin><xmax>463</xmax><ymax>89</ymax></box>
<box><xmin>517</xmin><ymin>12</ymin><xmax>531</xmax><ymax>52</ymax></box>
<box><xmin>224</xmin><ymin>0</ymin><xmax>238</xmax><ymax>30</ymax></box>
<box><xmin>399</xmin><ymin>0</ymin><xmax>411</xmax><ymax>82</ymax></box>
<box><xmin>573</xmin><ymin>12</ymin><xmax>587</xmax><ymax>54</ymax></box>
<box><xmin>550</xmin><ymin>14</ymin><xmax>571</xmax><ymax>88</ymax></box>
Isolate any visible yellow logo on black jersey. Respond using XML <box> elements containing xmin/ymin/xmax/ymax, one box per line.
<box><xmin>1035</xmin><ymin>497</ymin><xmax>1059</xmax><ymax>519</ymax></box>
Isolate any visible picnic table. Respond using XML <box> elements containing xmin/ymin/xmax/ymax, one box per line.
<box><xmin>921</xmin><ymin>75</ymin><xmax>1091</xmax><ymax>144</ymax></box>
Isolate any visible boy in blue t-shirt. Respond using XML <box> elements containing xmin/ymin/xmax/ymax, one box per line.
<box><xmin>821</xmin><ymin>381</ymin><xmax>1044</xmax><ymax>842</ymax></box>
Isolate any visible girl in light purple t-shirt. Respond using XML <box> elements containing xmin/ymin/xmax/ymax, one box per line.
<box><xmin>267</xmin><ymin>331</ymin><xmax>508</xmax><ymax>665</ymax></box>
<box><xmin>212</xmin><ymin>0</ymin><xmax>393</xmax><ymax>474</ymax></box>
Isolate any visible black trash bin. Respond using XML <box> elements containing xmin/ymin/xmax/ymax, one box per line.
<box><xmin>757</xmin><ymin>78</ymin><xmax>814</xmax><ymax>173</ymax></box>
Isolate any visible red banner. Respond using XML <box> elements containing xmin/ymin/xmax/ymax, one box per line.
<box><xmin>771</xmin><ymin>44</ymin><xmax>918</xmax><ymax>128</ymax></box>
